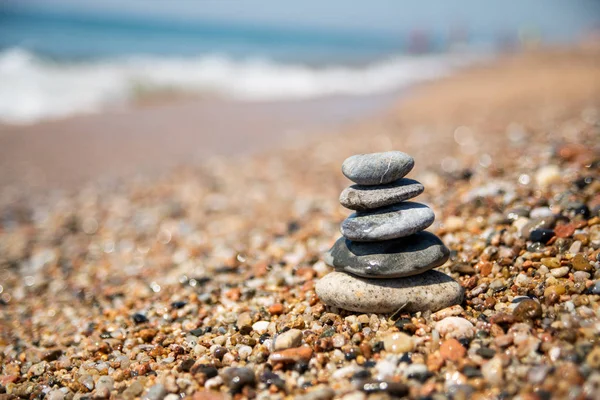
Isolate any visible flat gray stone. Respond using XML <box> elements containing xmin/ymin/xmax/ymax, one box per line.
<box><xmin>342</xmin><ymin>151</ymin><xmax>414</xmax><ymax>185</ymax></box>
<box><xmin>324</xmin><ymin>232</ymin><xmax>449</xmax><ymax>278</ymax></box>
<box><xmin>341</xmin><ymin>202</ymin><xmax>434</xmax><ymax>242</ymax></box>
<box><xmin>339</xmin><ymin>178</ymin><xmax>424</xmax><ymax>211</ymax></box>
<box><xmin>315</xmin><ymin>270</ymin><xmax>463</xmax><ymax>313</ymax></box>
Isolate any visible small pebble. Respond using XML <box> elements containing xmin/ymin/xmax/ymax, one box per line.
<box><xmin>252</xmin><ymin>321</ymin><xmax>269</xmax><ymax>334</ymax></box>
<box><xmin>573</xmin><ymin>271</ymin><xmax>590</xmax><ymax>282</ymax></box>
<box><xmin>382</xmin><ymin>332</ymin><xmax>414</xmax><ymax>353</ymax></box>
<box><xmin>440</xmin><ymin>338</ymin><xmax>466</xmax><ymax>362</ymax></box>
<box><xmin>541</xmin><ymin>257</ymin><xmax>561</xmax><ymax>269</ymax></box>
<box><xmin>535</xmin><ymin>165</ymin><xmax>561</xmax><ymax>188</ymax></box>
<box><xmin>360</xmin><ymin>380</ymin><xmax>409</xmax><ymax>396</ymax></box>
<box><xmin>143</xmin><ymin>384</ymin><xmax>167</xmax><ymax>400</ymax></box>
<box><xmin>221</xmin><ymin>367</ymin><xmax>256</xmax><ymax>393</ymax></box>
<box><xmin>95</xmin><ymin>376</ymin><xmax>114</xmax><ymax>395</ymax></box>
<box><xmin>269</xmin><ymin>346</ymin><xmax>313</xmax><ymax>364</ymax></box>
<box><xmin>569</xmin><ymin>241</ymin><xmax>582</xmax><ymax>254</ymax></box>
<box><xmin>551</xmin><ymin>266</ymin><xmax>570</xmax><ymax>278</ymax></box>
<box><xmin>586</xmin><ymin>347</ymin><xmax>600</xmax><ymax>369</ymax></box>
<box><xmin>123</xmin><ymin>381</ymin><xmax>144</xmax><ymax>399</ymax></box>
<box><xmin>572</xmin><ymin>254</ymin><xmax>593</xmax><ymax>272</ymax></box>
<box><xmin>132</xmin><ymin>313</ymin><xmax>149</xmax><ymax>324</ymax></box>
<box><xmin>530</xmin><ymin>229</ymin><xmax>555</xmax><ymax>244</ymax></box>
<box><xmin>260</xmin><ymin>371</ymin><xmax>286</xmax><ymax>391</ymax></box>
<box><xmin>588</xmin><ymin>281</ymin><xmax>600</xmax><ymax>295</ymax></box>
<box><xmin>530</xmin><ymin>207</ymin><xmax>553</xmax><ymax>219</ymax></box>
<box><xmin>47</xmin><ymin>390</ymin><xmax>65</xmax><ymax>400</ymax></box>
<box><xmin>435</xmin><ymin>317</ymin><xmax>475</xmax><ymax>339</ymax></box>
<box><xmin>481</xmin><ymin>357</ymin><xmax>504</xmax><ymax>386</ymax></box>
<box><xmin>295</xmin><ymin>387</ymin><xmax>335</xmax><ymax>400</ymax></box>
<box><xmin>273</xmin><ymin>328</ymin><xmax>303</xmax><ymax>350</ymax></box>
<box><xmin>513</xmin><ymin>299</ymin><xmax>543</xmax><ymax>321</ymax></box>
<box><xmin>236</xmin><ymin>312</ymin><xmax>252</xmax><ymax>333</ymax></box>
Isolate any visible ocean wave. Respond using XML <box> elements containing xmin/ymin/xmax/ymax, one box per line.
<box><xmin>0</xmin><ymin>47</ymin><xmax>487</xmax><ymax>124</ymax></box>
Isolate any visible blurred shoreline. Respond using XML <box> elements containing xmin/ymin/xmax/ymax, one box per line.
<box><xmin>0</xmin><ymin>89</ymin><xmax>403</xmax><ymax>190</ymax></box>
<box><xmin>0</xmin><ymin>45</ymin><xmax>598</xmax><ymax>193</ymax></box>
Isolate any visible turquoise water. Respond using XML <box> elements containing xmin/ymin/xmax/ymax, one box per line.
<box><xmin>0</xmin><ymin>4</ymin><xmax>596</xmax><ymax>124</ymax></box>
<box><xmin>0</xmin><ymin>9</ymin><xmax>405</xmax><ymax>63</ymax></box>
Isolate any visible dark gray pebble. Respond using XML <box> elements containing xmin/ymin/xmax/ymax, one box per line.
<box><xmin>222</xmin><ymin>367</ymin><xmax>256</xmax><ymax>392</ymax></box>
<box><xmin>360</xmin><ymin>380</ymin><xmax>409</xmax><ymax>396</ymax></box>
<box><xmin>324</xmin><ymin>231</ymin><xmax>449</xmax><ymax>278</ymax></box>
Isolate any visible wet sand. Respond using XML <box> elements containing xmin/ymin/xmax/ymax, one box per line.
<box><xmin>0</xmin><ymin>91</ymin><xmax>399</xmax><ymax>190</ymax></box>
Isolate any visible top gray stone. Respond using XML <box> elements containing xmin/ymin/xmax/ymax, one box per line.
<box><xmin>342</xmin><ymin>151</ymin><xmax>414</xmax><ymax>185</ymax></box>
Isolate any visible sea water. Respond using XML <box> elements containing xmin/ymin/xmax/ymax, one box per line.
<box><xmin>0</xmin><ymin>7</ymin><xmax>495</xmax><ymax>124</ymax></box>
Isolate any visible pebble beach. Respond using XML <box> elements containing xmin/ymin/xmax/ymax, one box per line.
<box><xmin>1</xmin><ymin>47</ymin><xmax>600</xmax><ymax>399</ymax></box>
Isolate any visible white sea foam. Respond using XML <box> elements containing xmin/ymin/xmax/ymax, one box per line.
<box><xmin>0</xmin><ymin>47</ymin><xmax>488</xmax><ymax>124</ymax></box>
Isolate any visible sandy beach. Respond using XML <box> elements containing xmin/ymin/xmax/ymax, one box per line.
<box><xmin>1</xmin><ymin>46</ymin><xmax>600</xmax><ymax>399</ymax></box>
<box><xmin>0</xmin><ymin>92</ymin><xmax>398</xmax><ymax>190</ymax></box>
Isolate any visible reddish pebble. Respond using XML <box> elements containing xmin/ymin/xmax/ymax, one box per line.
<box><xmin>554</xmin><ymin>224</ymin><xmax>575</xmax><ymax>238</ymax></box>
<box><xmin>225</xmin><ymin>288</ymin><xmax>241</xmax><ymax>301</ymax></box>
<box><xmin>0</xmin><ymin>375</ymin><xmax>18</xmax><ymax>385</ymax></box>
<box><xmin>269</xmin><ymin>346</ymin><xmax>313</xmax><ymax>363</ymax></box>
<box><xmin>426</xmin><ymin>351</ymin><xmax>445</xmax><ymax>371</ymax></box>
<box><xmin>269</xmin><ymin>303</ymin><xmax>284</xmax><ymax>315</ymax></box>
<box><xmin>439</xmin><ymin>339</ymin><xmax>466</xmax><ymax>362</ymax></box>
<box><xmin>478</xmin><ymin>261</ymin><xmax>492</xmax><ymax>277</ymax></box>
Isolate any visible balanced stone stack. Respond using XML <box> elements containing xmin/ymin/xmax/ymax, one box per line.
<box><xmin>316</xmin><ymin>151</ymin><xmax>463</xmax><ymax>313</ymax></box>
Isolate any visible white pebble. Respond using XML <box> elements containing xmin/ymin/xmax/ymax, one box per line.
<box><xmin>238</xmin><ymin>345</ymin><xmax>253</xmax><ymax>360</ymax></box>
<box><xmin>535</xmin><ymin>165</ymin><xmax>561</xmax><ymax>188</ymax></box>
<box><xmin>574</xmin><ymin>271</ymin><xmax>591</xmax><ymax>282</ymax></box>
<box><xmin>569</xmin><ymin>241</ymin><xmax>582</xmax><ymax>254</ymax></box>
<box><xmin>205</xmin><ymin>376</ymin><xmax>223</xmax><ymax>389</ymax></box>
<box><xmin>513</xmin><ymin>217</ymin><xmax>530</xmax><ymax>232</ymax></box>
<box><xmin>404</xmin><ymin>363</ymin><xmax>428</xmax><ymax>378</ymax></box>
<box><xmin>332</xmin><ymin>334</ymin><xmax>346</xmax><ymax>348</ymax></box>
<box><xmin>564</xmin><ymin>301</ymin><xmax>575</xmax><ymax>312</ymax></box>
<box><xmin>252</xmin><ymin>321</ymin><xmax>269</xmax><ymax>334</ymax></box>
<box><xmin>551</xmin><ymin>267</ymin><xmax>570</xmax><ymax>278</ymax></box>
<box><xmin>514</xmin><ymin>273</ymin><xmax>531</xmax><ymax>287</ymax></box>
<box><xmin>481</xmin><ymin>356</ymin><xmax>504</xmax><ymax>386</ymax></box>
<box><xmin>332</xmin><ymin>365</ymin><xmax>362</xmax><ymax>380</ymax></box>
<box><xmin>341</xmin><ymin>392</ymin><xmax>366</xmax><ymax>400</ymax></box>
<box><xmin>374</xmin><ymin>357</ymin><xmax>398</xmax><ymax>380</ymax></box>
<box><xmin>273</xmin><ymin>329</ymin><xmax>303</xmax><ymax>350</ymax></box>
<box><xmin>435</xmin><ymin>317</ymin><xmax>475</xmax><ymax>339</ymax></box>
<box><xmin>431</xmin><ymin>305</ymin><xmax>464</xmax><ymax>321</ymax></box>
<box><xmin>530</xmin><ymin>207</ymin><xmax>553</xmax><ymax>219</ymax></box>
<box><xmin>46</xmin><ymin>390</ymin><xmax>65</xmax><ymax>400</ymax></box>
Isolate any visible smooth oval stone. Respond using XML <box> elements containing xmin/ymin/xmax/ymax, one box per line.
<box><xmin>342</xmin><ymin>151</ymin><xmax>414</xmax><ymax>185</ymax></box>
<box><xmin>339</xmin><ymin>178</ymin><xmax>424</xmax><ymax>211</ymax></box>
<box><xmin>315</xmin><ymin>270</ymin><xmax>463</xmax><ymax>313</ymax></box>
<box><xmin>324</xmin><ymin>232</ymin><xmax>449</xmax><ymax>278</ymax></box>
<box><xmin>341</xmin><ymin>202</ymin><xmax>434</xmax><ymax>242</ymax></box>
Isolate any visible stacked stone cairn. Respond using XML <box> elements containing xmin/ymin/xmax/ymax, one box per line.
<box><xmin>316</xmin><ymin>151</ymin><xmax>463</xmax><ymax>313</ymax></box>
